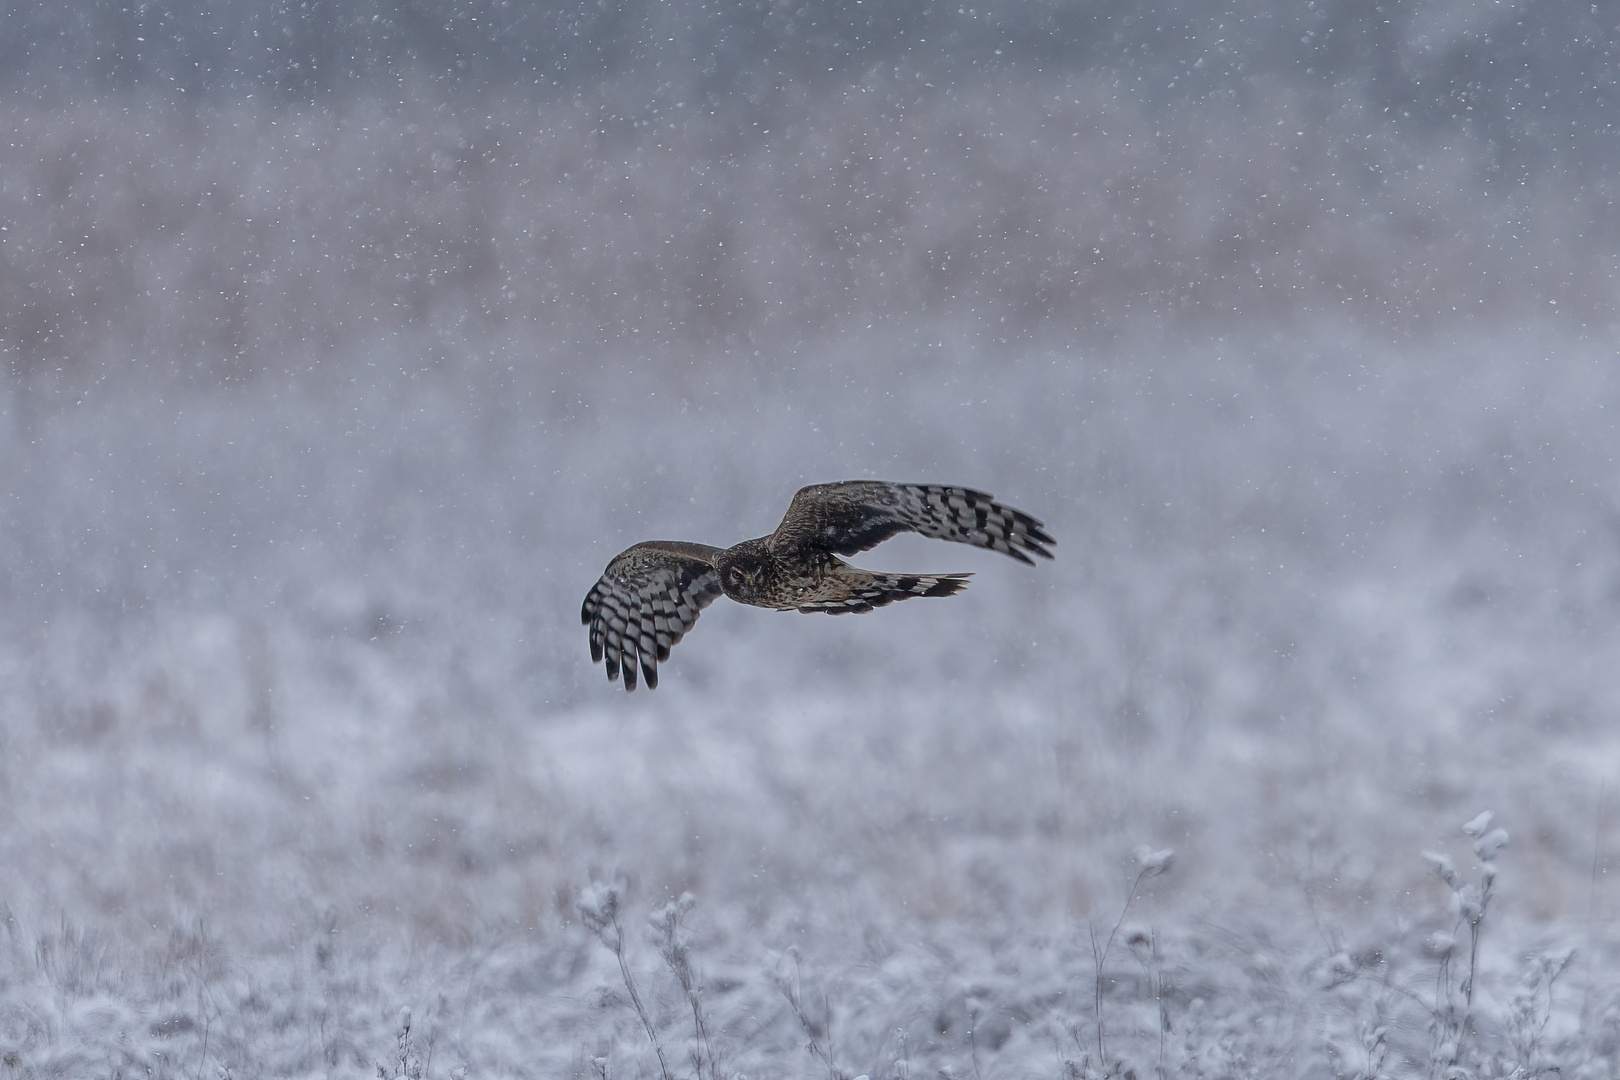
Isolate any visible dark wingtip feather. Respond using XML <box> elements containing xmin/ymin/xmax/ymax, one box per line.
<box><xmin>1025</xmin><ymin>526</ymin><xmax>1056</xmax><ymax>557</ymax></box>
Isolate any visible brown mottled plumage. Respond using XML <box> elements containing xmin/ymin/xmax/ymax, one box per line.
<box><xmin>581</xmin><ymin>481</ymin><xmax>1054</xmax><ymax>691</ymax></box>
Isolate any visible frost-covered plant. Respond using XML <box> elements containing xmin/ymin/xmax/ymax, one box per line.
<box><xmin>648</xmin><ymin>892</ymin><xmax>716</xmax><ymax>1080</ymax></box>
<box><xmin>1421</xmin><ymin>810</ymin><xmax>1509</xmax><ymax>1075</ymax></box>
<box><xmin>772</xmin><ymin>948</ymin><xmax>846</xmax><ymax>1080</ymax></box>
<box><xmin>1355</xmin><ymin>1016</ymin><xmax>1389</xmax><ymax>1080</ymax></box>
<box><xmin>1089</xmin><ymin>846</ymin><xmax>1174</xmax><ymax>1067</ymax></box>
<box><xmin>1126</xmin><ymin>927</ymin><xmax>1169</xmax><ymax>1078</ymax></box>
<box><xmin>377</xmin><ymin>1006</ymin><xmax>430</xmax><ymax>1080</ymax></box>
<box><xmin>577</xmin><ymin>881</ymin><xmax>673</xmax><ymax>1080</ymax></box>
<box><xmin>888</xmin><ymin>1026</ymin><xmax>911</xmax><ymax>1080</ymax></box>
<box><xmin>1507</xmin><ymin>949</ymin><xmax>1574</xmax><ymax>1076</ymax></box>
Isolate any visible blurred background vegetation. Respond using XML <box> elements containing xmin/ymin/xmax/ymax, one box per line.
<box><xmin>2</xmin><ymin>1</ymin><xmax>1616</xmax><ymax>397</ymax></box>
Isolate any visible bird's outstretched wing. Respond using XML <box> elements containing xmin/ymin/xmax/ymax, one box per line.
<box><xmin>581</xmin><ymin>541</ymin><xmax>724</xmax><ymax>691</ymax></box>
<box><xmin>768</xmin><ymin>481</ymin><xmax>1055</xmax><ymax>564</ymax></box>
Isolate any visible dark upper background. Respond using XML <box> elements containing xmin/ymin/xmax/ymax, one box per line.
<box><xmin>3</xmin><ymin>0</ymin><xmax>1617</xmax><ymax>397</ymax></box>
<box><xmin>6</xmin><ymin>0</ymin><xmax>1614</xmax><ymax>174</ymax></box>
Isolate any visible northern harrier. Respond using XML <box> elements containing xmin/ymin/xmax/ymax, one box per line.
<box><xmin>581</xmin><ymin>481</ymin><xmax>1054</xmax><ymax>690</ymax></box>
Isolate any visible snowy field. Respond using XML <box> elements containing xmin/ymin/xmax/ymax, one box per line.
<box><xmin>2</xmin><ymin>51</ymin><xmax>1620</xmax><ymax>1080</ymax></box>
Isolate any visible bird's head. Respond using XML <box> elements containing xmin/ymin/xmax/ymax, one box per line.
<box><xmin>716</xmin><ymin>542</ymin><xmax>768</xmax><ymax>601</ymax></box>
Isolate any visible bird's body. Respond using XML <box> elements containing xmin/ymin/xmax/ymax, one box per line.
<box><xmin>713</xmin><ymin>533</ymin><xmax>973</xmax><ymax>613</ymax></box>
<box><xmin>581</xmin><ymin>480</ymin><xmax>1053</xmax><ymax>690</ymax></box>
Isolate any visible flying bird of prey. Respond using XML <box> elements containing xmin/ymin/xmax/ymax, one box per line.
<box><xmin>581</xmin><ymin>480</ymin><xmax>1054</xmax><ymax>691</ymax></box>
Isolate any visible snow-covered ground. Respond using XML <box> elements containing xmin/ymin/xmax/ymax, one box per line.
<box><xmin>2</xmin><ymin>75</ymin><xmax>1618</xmax><ymax>1077</ymax></box>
